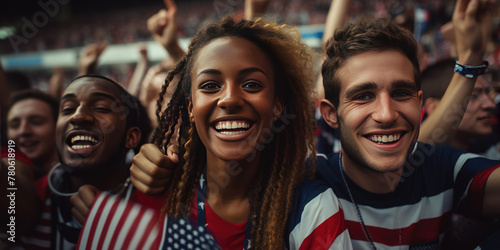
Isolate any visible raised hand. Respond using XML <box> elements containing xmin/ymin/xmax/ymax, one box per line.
<box><xmin>78</xmin><ymin>42</ymin><xmax>108</xmax><ymax>75</ymax></box>
<box><xmin>130</xmin><ymin>143</ymin><xmax>178</xmax><ymax>195</ymax></box>
<box><xmin>70</xmin><ymin>184</ymin><xmax>100</xmax><ymax>224</ymax></box>
<box><xmin>147</xmin><ymin>0</ymin><xmax>185</xmax><ymax>62</ymax></box>
<box><xmin>453</xmin><ymin>0</ymin><xmax>494</xmax><ymax>65</ymax></box>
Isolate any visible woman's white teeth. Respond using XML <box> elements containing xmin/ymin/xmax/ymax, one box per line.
<box><xmin>70</xmin><ymin>135</ymin><xmax>97</xmax><ymax>144</ymax></box>
<box><xmin>219</xmin><ymin>130</ymin><xmax>246</xmax><ymax>135</ymax></box>
<box><xmin>215</xmin><ymin>121</ymin><xmax>250</xmax><ymax>130</ymax></box>
<box><xmin>369</xmin><ymin>134</ymin><xmax>401</xmax><ymax>144</ymax></box>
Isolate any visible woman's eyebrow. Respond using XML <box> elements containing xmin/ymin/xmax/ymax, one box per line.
<box><xmin>196</xmin><ymin>69</ymin><xmax>221</xmax><ymax>78</ymax></box>
<box><xmin>196</xmin><ymin>67</ymin><xmax>267</xmax><ymax>79</ymax></box>
<box><xmin>238</xmin><ymin>67</ymin><xmax>267</xmax><ymax>77</ymax></box>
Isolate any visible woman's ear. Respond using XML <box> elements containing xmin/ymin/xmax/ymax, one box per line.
<box><xmin>188</xmin><ymin>99</ymin><xmax>195</xmax><ymax>123</ymax></box>
<box><xmin>273</xmin><ymin>99</ymin><xmax>284</xmax><ymax>120</ymax></box>
<box><xmin>319</xmin><ymin>99</ymin><xmax>339</xmax><ymax>129</ymax></box>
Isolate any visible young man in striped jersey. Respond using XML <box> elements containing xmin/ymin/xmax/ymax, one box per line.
<box><xmin>318</xmin><ymin>0</ymin><xmax>500</xmax><ymax>249</ymax></box>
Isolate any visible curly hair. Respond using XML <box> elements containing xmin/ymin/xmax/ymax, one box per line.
<box><xmin>151</xmin><ymin>16</ymin><xmax>316</xmax><ymax>249</ymax></box>
<box><xmin>322</xmin><ymin>16</ymin><xmax>421</xmax><ymax>107</ymax></box>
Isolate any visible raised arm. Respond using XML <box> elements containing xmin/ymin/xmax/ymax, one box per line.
<box><xmin>147</xmin><ymin>0</ymin><xmax>186</xmax><ymax>63</ymax></box>
<box><xmin>322</xmin><ymin>0</ymin><xmax>350</xmax><ymax>48</ymax></box>
<box><xmin>78</xmin><ymin>42</ymin><xmax>108</xmax><ymax>76</ymax></box>
<box><xmin>244</xmin><ymin>0</ymin><xmax>269</xmax><ymax>20</ymax></box>
<box><xmin>127</xmin><ymin>44</ymin><xmax>149</xmax><ymax>97</ymax></box>
<box><xmin>48</xmin><ymin>67</ymin><xmax>65</xmax><ymax>98</ymax></box>
<box><xmin>418</xmin><ymin>0</ymin><xmax>493</xmax><ymax>143</ymax></box>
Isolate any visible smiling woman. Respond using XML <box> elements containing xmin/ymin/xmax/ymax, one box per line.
<box><xmin>147</xmin><ymin>16</ymin><xmax>352</xmax><ymax>249</ymax></box>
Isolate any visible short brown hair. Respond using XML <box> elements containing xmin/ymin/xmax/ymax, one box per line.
<box><xmin>322</xmin><ymin>17</ymin><xmax>421</xmax><ymax>107</ymax></box>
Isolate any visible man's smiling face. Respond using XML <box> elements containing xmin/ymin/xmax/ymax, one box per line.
<box><xmin>335</xmin><ymin>50</ymin><xmax>422</xmax><ymax>174</ymax></box>
<box><xmin>56</xmin><ymin>77</ymin><xmax>129</xmax><ymax>173</ymax></box>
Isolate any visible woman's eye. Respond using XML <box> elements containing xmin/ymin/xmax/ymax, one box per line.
<box><xmin>242</xmin><ymin>81</ymin><xmax>263</xmax><ymax>92</ymax></box>
<box><xmin>200</xmin><ymin>82</ymin><xmax>220</xmax><ymax>92</ymax></box>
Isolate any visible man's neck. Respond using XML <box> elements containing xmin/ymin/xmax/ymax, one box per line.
<box><xmin>342</xmin><ymin>156</ymin><xmax>403</xmax><ymax>194</ymax></box>
<box><xmin>36</xmin><ymin>152</ymin><xmax>59</xmax><ymax>174</ymax></box>
<box><xmin>70</xmin><ymin>163</ymin><xmax>129</xmax><ymax>192</ymax></box>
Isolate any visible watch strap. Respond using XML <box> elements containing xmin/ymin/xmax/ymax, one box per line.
<box><xmin>454</xmin><ymin>60</ymin><xmax>489</xmax><ymax>79</ymax></box>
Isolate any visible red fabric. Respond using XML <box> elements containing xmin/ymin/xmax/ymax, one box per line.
<box><xmin>95</xmin><ymin>196</ymin><xmax>121</xmax><ymax>249</ymax></box>
<box><xmin>299</xmin><ymin>207</ymin><xmax>346</xmax><ymax>250</ymax></box>
<box><xmin>35</xmin><ymin>174</ymin><xmax>49</xmax><ymax>201</ymax></box>
<box><xmin>314</xmin><ymin>124</ymin><xmax>322</xmax><ymax>136</ymax></box>
<box><xmin>189</xmin><ymin>193</ymin><xmax>246</xmax><ymax>250</ymax></box>
<box><xmin>77</xmin><ymin>193</ymin><xmax>163</xmax><ymax>250</ymax></box>
<box><xmin>461</xmin><ymin>164</ymin><xmax>500</xmax><ymax>217</ymax></box>
<box><xmin>1</xmin><ymin>146</ymin><xmax>33</xmax><ymax>168</ymax></box>
<box><xmin>205</xmin><ymin>200</ymin><xmax>246</xmax><ymax>250</ymax></box>
<box><xmin>347</xmin><ymin>210</ymin><xmax>451</xmax><ymax>246</ymax></box>
<box><xmin>19</xmin><ymin>196</ymin><xmax>52</xmax><ymax>249</ymax></box>
<box><xmin>130</xmin><ymin>189</ymin><xmax>167</xmax><ymax>211</ymax></box>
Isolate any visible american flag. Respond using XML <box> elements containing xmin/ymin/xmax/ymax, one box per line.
<box><xmin>77</xmin><ymin>192</ymin><xmax>220</xmax><ymax>250</ymax></box>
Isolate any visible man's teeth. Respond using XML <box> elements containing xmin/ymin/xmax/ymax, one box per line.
<box><xmin>369</xmin><ymin>134</ymin><xmax>401</xmax><ymax>144</ymax></box>
<box><xmin>71</xmin><ymin>145</ymin><xmax>92</xmax><ymax>149</ymax></box>
<box><xmin>70</xmin><ymin>135</ymin><xmax>97</xmax><ymax>144</ymax></box>
<box><xmin>215</xmin><ymin>121</ymin><xmax>250</xmax><ymax>130</ymax></box>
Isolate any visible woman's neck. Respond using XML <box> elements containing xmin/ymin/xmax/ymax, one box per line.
<box><xmin>204</xmin><ymin>155</ymin><xmax>259</xmax><ymax>223</ymax></box>
<box><xmin>205</xmin><ymin>157</ymin><xmax>258</xmax><ymax>200</ymax></box>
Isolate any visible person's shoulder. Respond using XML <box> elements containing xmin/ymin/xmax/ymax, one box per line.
<box><xmin>316</xmin><ymin>152</ymin><xmax>340</xmax><ymax>169</ymax></box>
<box><xmin>410</xmin><ymin>142</ymin><xmax>469</xmax><ymax>163</ymax></box>
<box><xmin>293</xmin><ymin>176</ymin><xmax>338</xmax><ymax>214</ymax></box>
<box><xmin>288</xmin><ymin>176</ymin><xmax>345</xmax><ymax>247</ymax></box>
<box><xmin>295</xmin><ymin>176</ymin><xmax>331</xmax><ymax>196</ymax></box>
<box><xmin>35</xmin><ymin>173</ymin><xmax>50</xmax><ymax>201</ymax></box>
<box><xmin>412</xmin><ymin>142</ymin><xmax>500</xmax><ymax>171</ymax></box>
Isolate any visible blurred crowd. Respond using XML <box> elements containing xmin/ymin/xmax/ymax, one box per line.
<box><xmin>2</xmin><ymin>0</ymin><xmax>500</xmax><ymax>249</ymax></box>
<box><xmin>1</xmin><ymin>0</ymin><xmax>461</xmax><ymax>54</ymax></box>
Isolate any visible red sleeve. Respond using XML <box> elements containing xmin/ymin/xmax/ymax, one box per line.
<box><xmin>35</xmin><ymin>174</ymin><xmax>49</xmax><ymax>201</ymax></box>
<box><xmin>1</xmin><ymin>146</ymin><xmax>34</xmax><ymax>168</ymax></box>
<box><xmin>129</xmin><ymin>189</ymin><xmax>167</xmax><ymax>212</ymax></box>
<box><xmin>459</xmin><ymin>164</ymin><xmax>500</xmax><ymax>217</ymax></box>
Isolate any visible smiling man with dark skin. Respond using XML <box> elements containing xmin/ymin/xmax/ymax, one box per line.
<box><xmin>20</xmin><ymin>75</ymin><xmax>148</xmax><ymax>250</ymax></box>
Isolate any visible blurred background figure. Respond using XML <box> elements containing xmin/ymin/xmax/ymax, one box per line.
<box><xmin>7</xmin><ymin>89</ymin><xmax>60</xmax><ymax>178</ymax></box>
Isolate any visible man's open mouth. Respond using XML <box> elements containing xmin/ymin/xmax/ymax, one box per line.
<box><xmin>367</xmin><ymin>133</ymin><xmax>402</xmax><ymax>144</ymax></box>
<box><xmin>67</xmin><ymin>134</ymin><xmax>99</xmax><ymax>150</ymax></box>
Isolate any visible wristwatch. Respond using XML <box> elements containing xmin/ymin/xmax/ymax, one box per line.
<box><xmin>454</xmin><ymin>60</ymin><xmax>489</xmax><ymax>79</ymax></box>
